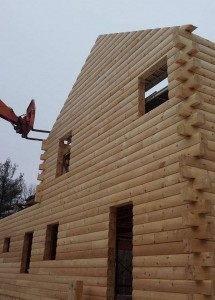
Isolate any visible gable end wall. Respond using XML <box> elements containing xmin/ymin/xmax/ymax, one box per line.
<box><xmin>0</xmin><ymin>26</ymin><xmax>215</xmax><ymax>300</ymax></box>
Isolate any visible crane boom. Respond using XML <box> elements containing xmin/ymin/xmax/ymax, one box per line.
<box><xmin>0</xmin><ymin>99</ymin><xmax>50</xmax><ymax>141</ymax></box>
<box><xmin>0</xmin><ymin>100</ymin><xmax>18</xmax><ymax>124</ymax></box>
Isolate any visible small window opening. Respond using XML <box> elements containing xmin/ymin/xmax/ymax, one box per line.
<box><xmin>56</xmin><ymin>135</ymin><xmax>72</xmax><ymax>177</ymax></box>
<box><xmin>3</xmin><ymin>237</ymin><xmax>11</xmax><ymax>253</ymax></box>
<box><xmin>20</xmin><ymin>231</ymin><xmax>33</xmax><ymax>273</ymax></box>
<box><xmin>44</xmin><ymin>223</ymin><xmax>59</xmax><ymax>260</ymax></box>
<box><xmin>138</xmin><ymin>57</ymin><xmax>169</xmax><ymax>115</ymax></box>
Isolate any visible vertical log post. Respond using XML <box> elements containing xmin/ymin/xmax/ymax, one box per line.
<box><xmin>68</xmin><ymin>281</ymin><xmax>83</xmax><ymax>300</ymax></box>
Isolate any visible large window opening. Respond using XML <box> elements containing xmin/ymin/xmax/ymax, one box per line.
<box><xmin>138</xmin><ymin>57</ymin><xmax>169</xmax><ymax>115</ymax></box>
<box><xmin>108</xmin><ymin>204</ymin><xmax>133</xmax><ymax>300</ymax></box>
<box><xmin>20</xmin><ymin>232</ymin><xmax>33</xmax><ymax>273</ymax></box>
<box><xmin>3</xmin><ymin>237</ymin><xmax>11</xmax><ymax>253</ymax></box>
<box><xmin>43</xmin><ymin>223</ymin><xmax>59</xmax><ymax>260</ymax></box>
<box><xmin>56</xmin><ymin>133</ymin><xmax>72</xmax><ymax>177</ymax></box>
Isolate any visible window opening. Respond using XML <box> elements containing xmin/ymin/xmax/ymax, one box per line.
<box><xmin>44</xmin><ymin>223</ymin><xmax>59</xmax><ymax>260</ymax></box>
<box><xmin>138</xmin><ymin>57</ymin><xmax>169</xmax><ymax>115</ymax></box>
<box><xmin>107</xmin><ymin>204</ymin><xmax>133</xmax><ymax>300</ymax></box>
<box><xmin>56</xmin><ymin>134</ymin><xmax>72</xmax><ymax>177</ymax></box>
<box><xmin>20</xmin><ymin>231</ymin><xmax>33</xmax><ymax>273</ymax></box>
<box><xmin>3</xmin><ymin>237</ymin><xmax>11</xmax><ymax>253</ymax></box>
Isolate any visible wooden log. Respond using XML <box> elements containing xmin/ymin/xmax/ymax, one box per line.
<box><xmin>0</xmin><ymin>277</ymin><xmax>68</xmax><ymax>291</ymax></box>
<box><xmin>168</xmin><ymin>50</ymin><xmax>215</xmax><ymax>76</ymax></box>
<box><xmin>60</xmin><ymin>221</ymin><xmax>109</xmax><ymax>238</ymax></box>
<box><xmin>133</xmin><ymin>290</ymin><xmax>189</xmax><ymax>300</ymax></box>
<box><xmin>133</xmin><ymin>278</ymin><xmax>215</xmax><ymax>295</ymax></box>
<box><xmin>196</xmin><ymin>52</ymin><xmax>215</xmax><ymax>71</ymax></box>
<box><xmin>177</xmin><ymin>93</ymin><xmax>203</xmax><ymax>118</ymax></box>
<box><xmin>47</xmin><ymin>32</ymin><xmax>214</xmax><ymax>151</ymax></box>
<box><xmin>0</xmin><ymin>289</ymin><xmax>54</xmax><ymax>300</ymax></box>
<box><xmin>198</xmin><ymin>85</ymin><xmax>215</xmax><ymax>98</ymax></box>
<box><xmin>133</xmin><ymin>252</ymin><xmax>215</xmax><ymax>267</ymax></box>
<box><xmin>180</xmin><ymin>166</ymin><xmax>211</xmax><ymax>190</ymax></box>
<box><xmin>174</xmin><ymin>63</ymin><xmax>200</xmax><ymax>83</ymax></box>
<box><xmin>0</xmin><ymin>272</ymin><xmax>106</xmax><ymax>287</ymax></box>
<box><xmin>68</xmin><ymin>281</ymin><xmax>83</xmax><ymax>300</ymax></box>
<box><xmin>133</xmin><ymin>266</ymin><xmax>187</xmax><ymax>280</ymax></box>
<box><xmin>55</xmin><ymin>50</ymin><xmax>180</xmax><ymax>155</ymax></box>
<box><xmin>133</xmin><ymin>241</ymin><xmax>185</xmax><ymax>256</ymax></box>
<box><xmin>1</xmin><ymin>28</ymin><xmax>215</xmax><ymax>300</ymax></box>
<box><xmin>30</xmin><ymin>258</ymin><xmax>107</xmax><ymax>269</ymax></box>
<box><xmin>41</xmin><ymin>139</ymin><xmax>48</xmax><ymax>151</ymax></box>
<box><xmin>67</xmin><ymin>29</ymin><xmax>170</xmax><ymax>111</ymax></box>
<box><xmin>134</xmin><ymin>203</ymin><xmax>186</xmax><ymax>223</ymax></box>
<box><xmin>45</xmin><ymin>109</ymin><xmax>181</xmax><ymax>182</ymax></box>
<box><xmin>183</xmin><ymin>239</ymin><xmax>211</xmax><ymax>253</ymax></box>
<box><xmin>51</xmin><ymin>28</ymin><xmax>172</xmax><ymax>138</ymax></box>
<box><xmin>180</xmin><ymin>111</ymin><xmax>206</xmax><ymax>129</ymax></box>
<box><xmin>177</xmin><ymin>29</ymin><xmax>215</xmax><ymax>51</ymax></box>
<box><xmin>40</xmin><ymin>130</ymin><xmax>202</xmax><ymax>200</ymax></box>
<box><xmin>69</xmin><ymin>30</ymin><xmax>149</xmax><ymax>99</ymax></box>
<box><xmin>170</xmin><ymin>83</ymin><xmax>196</xmax><ymax>99</ymax></box>
<box><xmin>134</xmin><ymin>217</ymin><xmax>185</xmax><ymax>235</ymax></box>
<box><xmin>0</xmin><ymin>282</ymin><xmax>67</xmax><ymax>299</ymax></box>
<box><xmin>30</xmin><ymin>267</ymin><xmax>107</xmax><ymax>277</ymax></box>
<box><xmin>182</xmin><ymin>212</ymin><xmax>205</xmax><ymax>227</ymax></box>
<box><xmin>173</xmin><ymin>35</ymin><xmax>199</xmax><ymax>55</ymax></box>
<box><xmin>56</xmin><ymin>249</ymin><xmax>107</xmax><ymax>260</ymax></box>
<box><xmin>49</xmin><ymin>43</ymin><xmax>175</xmax><ymax>151</ymax></box>
<box><xmin>134</xmin><ymin>194</ymin><xmax>182</xmax><ymax>215</ymax></box>
<box><xmin>42</xmin><ymin>93</ymin><xmax>176</xmax><ymax>178</ymax></box>
<box><xmin>134</xmin><ymin>228</ymin><xmax>192</xmax><ymax>245</ymax></box>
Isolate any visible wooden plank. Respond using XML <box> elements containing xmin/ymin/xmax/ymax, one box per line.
<box><xmin>68</xmin><ymin>281</ymin><xmax>83</xmax><ymax>300</ymax></box>
<box><xmin>133</xmin><ymin>252</ymin><xmax>215</xmax><ymax>267</ymax></box>
<box><xmin>133</xmin><ymin>278</ymin><xmax>215</xmax><ymax>295</ymax></box>
<box><xmin>133</xmin><ymin>290</ymin><xmax>189</xmax><ymax>300</ymax></box>
<box><xmin>1</xmin><ymin>26</ymin><xmax>215</xmax><ymax>300</ymax></box>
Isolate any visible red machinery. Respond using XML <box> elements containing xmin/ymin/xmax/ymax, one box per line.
<box><xmin>0</xmin><ymin>99</ymin><xmax>50</xmax><ymax>141</ymax></box>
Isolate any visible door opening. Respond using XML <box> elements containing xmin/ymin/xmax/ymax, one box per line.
<box><xmin>108</xmin><ymin>204</ymin><xmax>133</xmax><ymax>300</ymax></box>
<box><xmin>20</xmin><ymin>231</ymin><xmax>33</xmax><ymax>273</ymax></box>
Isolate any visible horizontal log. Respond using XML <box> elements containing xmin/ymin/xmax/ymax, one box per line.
<box><xmin>133</xmin><ymin>290</ymin><xmax>189</xmax><ymax>300</ymax></box>
<box><xmin>30</xmin><ymin>267</ymin><xmax>107</xmax><ymax>277</ymax></box>
<box><xmin>0</xmin><ymin>272</ymin><xmax>107</xmax><ymax>286</ymax></box>
<box><xmin>0</xmin><ymin>289</ymin><xmax>54</xmax><ymax>300</ymax></box>
<box><xmin>56</xmin><ymin>249</ymin><xmax>107</xmax><ymax>260</ymax></box>
<box><xmin>134</xmin><ymin>204</ymin><xmax>187</xmax><ymax>223</ymax></box>
<box><xmin>30</xmin><ymin>258</ymin><xmax>107</xmax><ymax>269</ymax></box>
<box><xmin>0</xmin><ymin>282</ymin><xmax>67</xmax><ymax>299</ymax></box>
<box><xmin>49</xmin><ymin>29</ymin><xmax>173</xmax><ymax>146</ymax></box>
<box><xmin>133</xmin><ymin>241</ymin><xmax>185</xmax><ymax>256</ymax></box>
<box><xmin>133</xmin><ymin>266</ymin><xmax>187</xmax><ymax>280</ymax></box>
<box><xmin>133</xmin><ymin>252</ymin><xmax>215</xmax><ymax>267</ymax></box>
<box><xmin>133</xmin><ymin>278</ymin><xmax>214</xmax><ymax>295</ymax></box>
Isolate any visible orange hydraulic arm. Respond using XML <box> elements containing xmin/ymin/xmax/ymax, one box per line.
<box><xmin>0</xmin><ymin>99</ymin><xmax>50</xmax><ymax>141</ymax></box>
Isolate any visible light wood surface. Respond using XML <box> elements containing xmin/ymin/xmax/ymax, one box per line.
<box><xmin>0</xmin><ymin>25</ymin><xmax>215</xmax><ymax>300</ymax></box>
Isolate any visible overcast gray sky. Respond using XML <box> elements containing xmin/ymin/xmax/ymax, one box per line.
<box><xmin>0</xmin><ymin>0</ymin><xmax>214</xmax><ymax>186</ymax></box>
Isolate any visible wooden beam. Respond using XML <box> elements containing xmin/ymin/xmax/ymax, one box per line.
<box><xmin>68</xmin><ymin>280</ymin><xmax>83</xmax><ymax>300</ymax></box>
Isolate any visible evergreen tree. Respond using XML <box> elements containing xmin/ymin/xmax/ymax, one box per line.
<box><xmin>0</xmin><ymin>158</ymin><xmax>24</xmax><ymax>218</ymax></box>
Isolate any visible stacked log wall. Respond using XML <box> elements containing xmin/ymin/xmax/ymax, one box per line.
<box><xmin>132</xmin><ymin>27</ymin><xmax>215</xmax><ymax>300</ymax></box>
<box><xmin>0</xmin><ymin>25</ymin><xmax>214</xmax><ymax>300</ymax></box>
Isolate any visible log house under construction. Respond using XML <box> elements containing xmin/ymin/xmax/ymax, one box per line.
<box><xmin>0</xmin><ymin>24</ymin><xmax>215</xmax><ymax>300</ymax></box>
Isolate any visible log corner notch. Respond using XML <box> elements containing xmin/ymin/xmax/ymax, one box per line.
<box><xmin>173</xmin><ymin>31</ymin><xmax>215</xmax><ymax>295</ymax></box>
<box><xmin>68</xmin><ymin>281</ymin><xmax>83</xmax><ymax>300</ymax></box>
<box><xmin>179</xmin><ymin>24</ymin><xmax>197</xmax><ymax>34</ymax></box>
<box><xmin>37</xmin><ymin>138</ymin><xmax>48</xmax><ymax>182</ymax></box>
<box><xmin>35</xmin><ymin>138</ymin><xmax>48</xmax><ymax>202</ymax></box>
